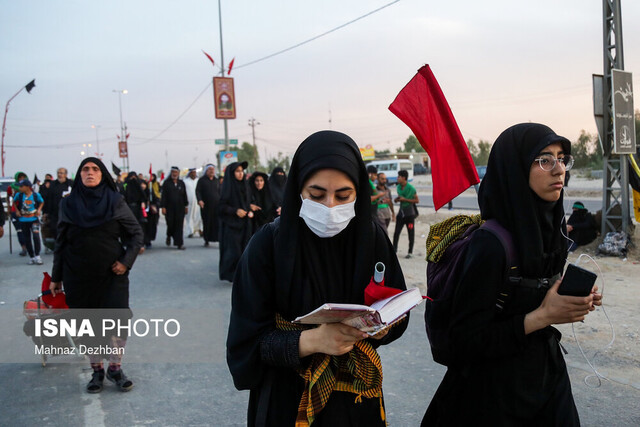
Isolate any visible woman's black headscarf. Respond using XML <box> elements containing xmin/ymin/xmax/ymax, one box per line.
<box><xmin>124</xmin><ymin>171</ymin><xmax>145</xmax><ymax>205</ymax></box>
<box><xmin>274</xmin><ymin>130</ymin><xmax>375</xmax><ymax>317</ymax></box>
<box><xmin>249</xmin><ymin>172</ymin><xmax>274</xmax><ymax>212</ymax></box>
<box><xmin>478</xmin><ymin>123</ymin><xmax>571</xmax><ymax>277</ymax></box>
<box><xmin>268</xmin><ymin>167</ymin><xmax>287</xmax><ymax>207</ymax></box>
<box><xmin>220</xmin><ymin>161</ymin><xmax>250</xmax><ymax>209</ymax></box>
<box><xmin>61</xmin><ymin>157</ymin><xmax>123</xmax><ymax>228</ymax></box>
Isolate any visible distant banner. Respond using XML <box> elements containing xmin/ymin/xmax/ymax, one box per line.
<box><xmin>118</xmin><ymin>141</ymin><xmax>128</xmax><ymax>158</ymax></box>
<box><xmin>612</xmin><ymin>69</ymin><xmax>635</xmax><ymax>154</ymax></box>
<box><xmin>213</xmin><ymin>77</ymin><xmax>236</xmax><ymax>119</ymax></box>
<box><xmin>219</xmin><ymin>151</ymin><xmax>238</xmax><ymax>175</ymax></box>
<box><xmin>633</xmin><ymin>189</ymin><xmax>640</xmax><ymax>223</ymax></box>
<box><xmin>360</xmin><ymin>145</ymin><xmax>375</xmax><ymax>161</ymax></box>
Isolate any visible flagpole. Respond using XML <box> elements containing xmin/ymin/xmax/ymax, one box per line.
<box><xmin>218</xmin><ymin>0</ymin><xmax>229</xmax><ymax>152</ymax></box>
<box><xmin>1</xmin><ymin>87</ymin><xmax>26</xmax><ymax>176</ymax></box>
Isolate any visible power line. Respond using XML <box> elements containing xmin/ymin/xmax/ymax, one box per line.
<box><xmin>130</xmin><ymin>81</ymin><xmax>213</xmax><ymax>146</ymax></box>
<box><xmin>234</xmin><ymin>0</ymin><xmax>401</xmax><ymax>70</ymax></box>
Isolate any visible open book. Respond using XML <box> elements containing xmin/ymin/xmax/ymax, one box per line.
<box><xmin>293</xmin><ymin>287</ymin><xmax>423</xmax><ymax>335</ymax></box>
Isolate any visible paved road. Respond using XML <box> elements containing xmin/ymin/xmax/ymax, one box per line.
<box><xmin>0</xmin><ymin>220</ymin><xmax>638</xmax><ymax>426</ymax></box>
<box><xmin>415</xmin><ymin>189</ymin><xmax>607</xmax><ymax>213</ymax></box>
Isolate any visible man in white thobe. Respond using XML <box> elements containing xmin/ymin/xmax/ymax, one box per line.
<box><xmin>184</xmin><ymin>168</ymin><xmax>202</xmax><ymax>237</ymax></box>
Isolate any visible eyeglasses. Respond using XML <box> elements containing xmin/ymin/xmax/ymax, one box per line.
<box><xmin>533</xmin><ymin>154</ymin><xmax>574</xmax><ymax>172</ymax></box>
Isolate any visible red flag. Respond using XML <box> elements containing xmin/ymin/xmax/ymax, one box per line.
<box><xmin>125</xmin><ymin>133</ymin><xmax>130</xmax><ymax>140</ymax></box>
<box><xmin>389</xmin><ymin>65</ymin><xmax>479</xmax><ymax>211</ymax></box>
<box><xmin>227</xmin><ymin>58</ymin><xmax>235</xmax><ymax>75</ymax></box>
<box><xmin>149</xmin><ymin>163</ymin><xmax>153</xmax><ymax>176</ymax></box>
<box><xmin>202</xmin><ymin>50</ymin><xmax>215</xmax><ymax>66</ymax></box>
<box><xmin>160</xmin><ymin>172</ymin><xmax>165</xmax><ymax>181</ymax></box>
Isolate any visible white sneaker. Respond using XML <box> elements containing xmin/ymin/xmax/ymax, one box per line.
<box><xmin>35</xmin><ymin>256</ymin><xmax>43</xmax><ymax>265</ymax></box>
<box><xmin>28</xmin><ymin>257</ymin><xmax>37</xmax><ymax>265</ymax></box>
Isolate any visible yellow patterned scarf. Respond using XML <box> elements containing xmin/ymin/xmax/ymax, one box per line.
<box><xmin>275</xmin><ymin>313</ymin><xmax>386</xmax><ymax>427</ymax></box>
<box><xmin>426</xmin><ymin>214</ymin><xmax>483</xmax><ymax>263</ymax></box>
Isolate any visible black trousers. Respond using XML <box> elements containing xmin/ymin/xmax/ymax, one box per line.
<box><xmin>165</xmin><ymin>208</ymin><xmax>185</xmax><ymax>247</ymax></box>
<box><xmin>393</xmin><ymin>211</ymin><xmax>415</xmax><ymax>254</ymax></box>
<box><xmin>147</xmin><ymin>212</ymin><xmax>159</xmax><ymax>241</ymax></box>
<box><xmin>11</xmin><ymin>213</ymin><xmax>27</xmax><ymax>246</ymax></box>
<box><xmin>21</xmin><ymin>221</ymin><xmax>41</xmax><ymax>257</ymax></box>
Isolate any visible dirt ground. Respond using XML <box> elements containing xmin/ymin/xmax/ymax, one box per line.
<box><xmin>392</xmin><ymin>182</ymin><xmax>640</xmax><ymax>391</ymax></box>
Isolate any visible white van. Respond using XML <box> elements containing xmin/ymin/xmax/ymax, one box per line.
<box><xmin>366</xmin><ymin>160</ymin><xmax>414</xmax><ymax>184</ymax></box>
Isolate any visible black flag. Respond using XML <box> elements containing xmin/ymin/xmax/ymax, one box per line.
<box><xmin>33</xmin><ymin>173</ymin><xmax>39</xmax><ymax>184</ymax></box>
<box><xmin>25</xmin><ymin>79</ymin><xmax>36</xmax><ymax>94</ymax></box>
<box><xmin>111</xmin><ymin>162</ymin><xmax>121</xmax><ymax>176</ymax></box>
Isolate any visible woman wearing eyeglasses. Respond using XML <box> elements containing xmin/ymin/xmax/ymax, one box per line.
<box><xmin>422</xmin><ymin>123</ymin><xmax>602</xmax><ymax>426</ymax></box>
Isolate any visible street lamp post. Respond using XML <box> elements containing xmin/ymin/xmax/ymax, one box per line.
<box><xmin>91</xmin><ymin>124</ymin><xmax>102</xmax><ymax>158</ymax></box>
<box><xmin>112</xmin><ymin>89</ymin><xmax>128</xmax><ymax>172</ymax></box>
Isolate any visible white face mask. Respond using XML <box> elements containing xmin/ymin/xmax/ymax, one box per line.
<box><xmin>299</xmin><ymin>196</ymin><xmax>357</xmax><ymax>238</ymax></box>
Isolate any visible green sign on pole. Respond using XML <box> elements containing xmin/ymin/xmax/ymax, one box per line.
<box><xmin>215</xmin><ymin>139</ymin><xmax>239</xmax><ymax>145</ymax></box>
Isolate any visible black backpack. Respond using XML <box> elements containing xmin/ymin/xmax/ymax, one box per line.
<box><xmin>424</xmin><ymin>218</ymin><xmax>517</xmax><ymax>366</ymax></box>
<box><xmin>424</xmin><ymin>216</ymin><xmax>561</xmax><ymax>366</ymax></box>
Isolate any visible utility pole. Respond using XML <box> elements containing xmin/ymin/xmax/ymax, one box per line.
<box><xmin>599</xmin><ymin>0</ymin><xmax>631</xmax><ymax>235</ymax></box>
<box><xmin>248</xmin><ymin>117</ymin><xmax>260</xmax><ymax>169</ymax></box>
<box><xmin>218</xmin><ymin>0</ymin><xmax>229</xmax><ymax>152</ymax></box>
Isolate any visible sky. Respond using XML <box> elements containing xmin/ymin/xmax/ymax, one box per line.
<box><xmin>1</xmin><ymin>0</ymin><xmax>639</xmax><ymax>178</ymax></box>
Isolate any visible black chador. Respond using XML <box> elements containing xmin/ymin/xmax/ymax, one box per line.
<box><xmin>160</xmin><ymin>168</ymin><xmax>188</xmax><ymax>248</ymax></box>
<box><xmin>218</xmin><ymin>161</ymin><xmax>252</xmax><ymax>282</ymax></box>
<box><xmin>227</xmin><ymin>132</ymin><xmax>408</xmax><ymax>426</ymax></box>
<box><xmin>52</xmin><ymin>157</ymin><xmax>143</xmax><ymax>309</ymax></box>
<box><xmin>249</xmin><ymin>171</ymin><xmax>276</xmax><ymax>232</ymax></box>
<box><xmin>196</xmin><ymin>165</ymin><xmax>220</xmax><ymax>245</ymax></box>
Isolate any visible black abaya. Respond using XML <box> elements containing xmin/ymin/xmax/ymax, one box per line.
<box><xmin>249</xmin><ymin>172</ymin><xmax>276</xmax><ymax>232</ymax></box>
<box><xmin>218</xmin><ymin>162</ymin><xmax>252</xmax><ymax>282</ymax></box>
<box><xmin>160</xmin><ymin>178</ymin><xmax>188</xmax><ymax>247</ymax></box>
<box><xmin>195</xmin><ymin>174</ymin><xmax>220</xmax><ymax>243</ymax></box>
<box><xmin>51</xmin><ymin>158</ymin><xmax>143</xmax><ymax>309</ymax></box>
<box><xmin>422</xmin><ymin>123</ymin><xmax>579</xmax><ymax>426</ymax></box>
<box><xmin>227</xmin><ymin>131</ymin><xmax>409</xmax><ymax>426</ymax></box>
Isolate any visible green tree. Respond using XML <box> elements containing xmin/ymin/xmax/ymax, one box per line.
<box><xmin>466</xmin><ymin>139</ymin><xmax>492</xmax><ymax>165</ymax></box>
<box><xmin>572</xmin><ymin>130</ymin><xmax>602</xmax><ymax>169</ymax></box>
<box><xmin>237</xmin><ymin>142</ymin><xmax>260</xmax><ymax>171</ymax></box>
<box><xmin>374</xmin><ymin>149</ymin><xmax>390</xmax><ymax>157</ymax></box>
<box><xmin>266</xmin><ymin>152</ymin><xmax>290</xmax><ymax>172</ymax></box>
<box><xmin>396</xmin><ymin>135</ymin><xmax>425</xmax><ymax>153</ymax></box>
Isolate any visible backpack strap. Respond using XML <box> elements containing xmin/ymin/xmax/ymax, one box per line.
<box><xmin>479</xmin><ymin>219</ymin><xmax>519</xmax><ymax>311</ymax></box>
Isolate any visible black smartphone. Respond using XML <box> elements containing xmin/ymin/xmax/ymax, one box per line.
<box><xmin>558</xmin><ymin>264</ymin><xmax>597</xmax><ymax>297</ymax></box>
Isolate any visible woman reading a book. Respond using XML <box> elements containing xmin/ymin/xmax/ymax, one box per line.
<box><xmin>422</xmin><ymin>124</ymin><xmax>602</xmax><ymax>426</ymax></box>
<box><xmin>227</xmin><ymin>130</ymin><xmax>409</xmax><ymax>426</ymax></box>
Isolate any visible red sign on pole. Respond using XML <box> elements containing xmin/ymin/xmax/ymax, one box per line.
<box><xmin>118</xmin><ymin>141</ymin><xmax>128</xmax><ymax>158</ymax></box>
<box><xmin>213</xmin><ymin>77</ymin><xmax>236</xmax><ymax>119</ymax></box>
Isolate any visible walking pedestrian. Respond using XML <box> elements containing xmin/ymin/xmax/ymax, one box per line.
<box><xmin>249</xmin><ymin>171</ymin><xmax>276</xmax><ymax>232</ymax></box>
<box><xmin>392</xmin><ymin>169</ymin><xmax>419</xmax><ymax>258</ymax></box>
<box><xmin>218</xmin><ymin>161</ymin><xmax>252</xmax><ymax>282</ymax></box>
<box><xmin>160</xmin><ymin>166</ymin><xmax>188</xmax><ymax>250</ymax></box>
<box><xmin>376</xmin><ymin>172</ymin><xmax>395</xmax><ymax>234</ymax></box>
<box><xmin>13</xmin><ymin>179</ymin><xmax>44</xmax><ymax>265</ymax></box>
<box><xmin>8</xmin><ymin>171</ymin><xmax>28</xmax><ymax>255</ymax></box>
<box><xmin>139</xmin><ymin>179</ymin><xmax>157</xmax><ymax>248</ymax></box>
<box><xmin>184</xmin><ymin>168</ymin><xmax>202</xmax><ymax>238</ymax></box>
<box><xmin>44</xmin><ymin>167</ymin><xmax>73</xmax><ymax>241</ymax></box>
<box><xmin>147</xmin><ymin>173</ymin><xmax>161</xmax><ymax>245</ymax></box>
<box><xmin>50</xmin><ymin>157</ymin><xmax>143</xmax><ymax>393</ymax></box>
<box><xmin>227</xmin><ymin>130</ymin><xmax>408</xmax><ymax>426</ymax></box>
<box><xmin>367</xmin><ymin>165</ymin><xmax>386</xmax><ymax>229</ymax></box>
<box><xmin>124</xmin><ymin>172</ymin><xmax>146</xmax><ymax>222</ymax></box>
<box><xmin>422</xmin><ymin>123</ymin><xmax>601</xmax><ymax>426</ymax></box>
<box><xmin>268</xmin><ymin>166</ymin><xmax>287</xmax><ymax>216</ymax></box>
<box><xmin>195</xmin><ymin>164</ymin><xmax>220</xmax><ymax>246</ymax></box>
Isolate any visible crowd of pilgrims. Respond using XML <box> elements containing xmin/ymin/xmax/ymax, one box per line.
<box><xmin>3</xmin><ymin>164</ymin><xmax>288</xmax><ymax>283</ymax></box>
